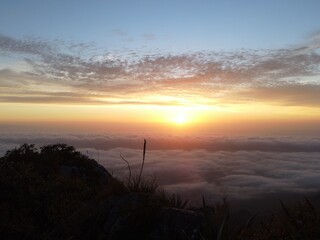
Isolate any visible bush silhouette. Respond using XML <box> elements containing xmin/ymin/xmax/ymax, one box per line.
<box><xmin>0</xmin><ymin>143</ymin><xmax>111</xmax><ymax>239</ymax></box>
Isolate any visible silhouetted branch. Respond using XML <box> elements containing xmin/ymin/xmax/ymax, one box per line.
<box><xmin>120</xmin><ymin>153</ymin><xmax>131</xmax><ymax>185</ymax></box>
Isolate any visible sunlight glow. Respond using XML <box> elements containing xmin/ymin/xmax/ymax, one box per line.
<box><xmin>172</xmin><ymin>114</ymin><xmax>188</xmax><ymax>124</ymax></box>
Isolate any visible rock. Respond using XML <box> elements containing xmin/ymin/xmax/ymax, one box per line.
<box><xmin>101</xmin><ymin>193</ymin><xmax>204</xmax><ymax>240</ymax></box>
<box><xmin>44</xmin><ymin>192</ymin><xmax>204</xmax><ymax>240</ymax></box>
<box><xmin>94</xmin><ymin>165</ymin><xmax>113</xmax><ymax>184</ymax></box>
<box><xmin>102</xmin><ymin>192</ymin><xmax>160</xmax><ymax>240</ymax></box>
<box><xmin>149</xmin><ymin>207</ymin><xmax>203</xmax><ymax>240</ymax></box>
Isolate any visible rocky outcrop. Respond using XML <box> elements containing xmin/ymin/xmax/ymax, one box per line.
<box><xmin>150</xmin><ymin>208</ymin><xmax>203</xmax><ymax>240</ymax></box>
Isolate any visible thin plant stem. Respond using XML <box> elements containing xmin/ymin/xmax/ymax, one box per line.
<box><xmin>137</xmin><ymin>139</ymin><xmax>146</xmax><ymax>188</ymax></box>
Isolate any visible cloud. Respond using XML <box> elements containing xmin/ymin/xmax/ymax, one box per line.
<box><xmin>112</xmin><ymin>29</ymin><xmax>127</xmax><ymax>37</ymax></box>
<box><xmin>1</xmin><ymin>134</ymin><xmax>320</xmax><ymax>152</ymax></box>
<box><xmin>98</xmin><ymin>148</ymin><xmax>320</xmax><ymax>202</ymax></box>
<box><xmin>303</xmin><ymin>31</ymin><xmax>320</xmax><ymax>52</ymax></box>
<box><xmin>0</xmin><ymin>34</ymin><xmax>53</xmax><ymax>56</ymax></box>
<box><xmin>1</xmin><ymin>133</ymin><xmax>319</xmax><ymax>203</ymax></box>
<box><xmin>1</xmin><ymin>34</ymin><xmax>320</xmax><ymax>106</ymax></box>
<box><xmin>234</xmin><ymin>84</ymin><xmax>320</xmax><ymax>106</ymax></box>
<box><xmin>111</xmin><ymin>29</ymin><xmax>134</xmax><ymax>42</ymax></box>
<box><xmin>142</xmin><ymin>33</ymin><xmax>156</xmax><ymax>41</ymax></box>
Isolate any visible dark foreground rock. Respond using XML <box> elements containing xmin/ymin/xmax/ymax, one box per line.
<box><xmin>44</xmin><ymin>192</ymin><xmax>203</xmax><ymax>240</ymax></box>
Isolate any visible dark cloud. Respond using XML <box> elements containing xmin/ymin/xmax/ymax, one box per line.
<box><xmin>0</xmin><ymin>35</ymin><xmax>128</xmax><ymax>83</ymax></box>
<box><xmin>0</xmin><ymin>34</ymin><xmax>53</xmax><ymax>56</ymax></box>
<box><xmin>1</xmin><ymin>134</ymin><xmax>320</xmax><ymax>153</ymax></box>
<box><xmin>0</xmin><ymin>34</ymin><xmax>320</xmax><ymax>106</ymax></box>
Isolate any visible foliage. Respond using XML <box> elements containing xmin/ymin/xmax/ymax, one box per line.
<box><xmin>156</xmin><ymin>188</ymin><xmax>188</xmax><ymax>209</ymax></box>
<box><xmin>126</xmin><ymin>174</ymin><xmax>159</xmax><ymax>193</ymax></box>
<box><xmin>0</xmin><ymin>143</ymin><xmax>110</xmax><ymax>239</ymax></box>
<box><xmin>120</xmin><ymin>139</ymin><xmax>155</xmax><ymax>194</ymax></box>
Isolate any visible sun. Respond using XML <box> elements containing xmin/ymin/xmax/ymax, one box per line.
<box><xmin>159</xmin><ymin>106</ymin><xmax>197</xmax><ymax>126</ymax></box>
<box><xmin>172</xmin><ymin>114</ymin><xmax>188</xmax><ymax>125</ymax></box>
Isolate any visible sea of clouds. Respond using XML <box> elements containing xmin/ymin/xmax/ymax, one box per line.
<box><xmin>1</xmin><ymin>133</ymin><xmax>320</xmax><ymax>205</ymax></box>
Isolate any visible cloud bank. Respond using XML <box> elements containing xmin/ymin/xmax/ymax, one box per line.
<box><xmin>1</xmin><ymin>133</ymin><xmax>319</xmax><ymax>203</ymax></box>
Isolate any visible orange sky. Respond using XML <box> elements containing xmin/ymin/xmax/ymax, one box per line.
<box><xmin>1</xmin><ymin>101</ymin><xmax>319</xmax><ymax>136</ymax></box>
<box><xmin>0</xmin><ymin>34</ymin><xmax>320</xmax><ymax>136</ymax></box>
<box><xmin>1</xmin><ymin>1</ymin><xmax>320</xmax><ymax>137</ymax></box>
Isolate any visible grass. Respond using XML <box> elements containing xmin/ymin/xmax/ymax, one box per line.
<box><xmin>156</xmin><ymin>188</ymin><xmax>188</xmax><ymax>209</ymax></box>
<box><xmin>119</xmin><ymin>139</ymin><xmax>188</xmax><ymax>209</ymax></box>
<box><xmin>126</xmin><ymin>174</ymin><xmax>158</xmax><ymax>193</ymax></box>
<box><xmin>199</xmin><ymin>197</ymin><xmax>320</xmax><ymax>240</ymax></box>
<box><xmin>231</xmin><ymin>198</ymin><xmax>320</xmax><ymax>240</ymax></box>
<box><xmin>118</xmin><ymin>139</ymin><xmax>320</xmax><ymax>239</ymax></box>
<box><xmin>201</xmin><ymin>197</ymin><xmax>229</xmax><ymax>240</ymax></box>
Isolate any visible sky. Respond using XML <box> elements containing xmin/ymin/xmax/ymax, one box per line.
<box><xmin>0</xmin><ymin>0</ymin><xmax>320</xmax><ymax>135</ymax></box>
<box><xmin>1</xmin><ymin>1</ymin><xmax>320</xmax><ymax>203</ymax></box>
